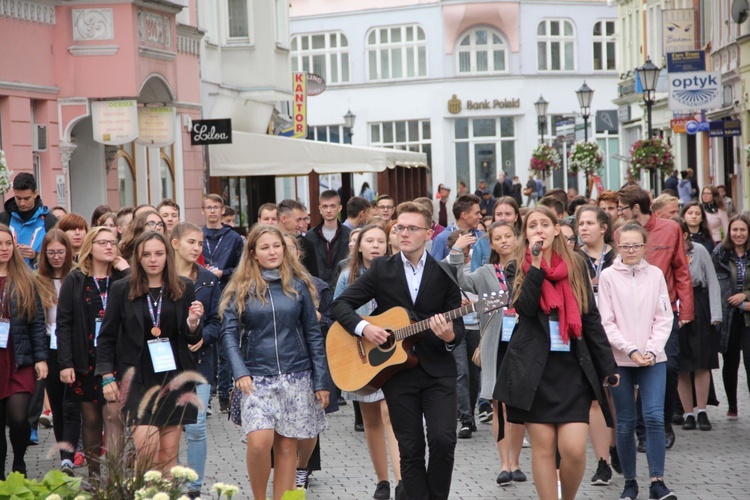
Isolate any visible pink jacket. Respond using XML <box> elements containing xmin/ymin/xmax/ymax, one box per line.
<box><xmin>598</xmin><ymin>256</ymin><xmax>674</xmax><ymax>367</ymax></box>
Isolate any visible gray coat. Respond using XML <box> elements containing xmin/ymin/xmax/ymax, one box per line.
<box><xmin>688</xmin><ymin>243</ymin><xmax>722</xmax><ymax>324</ymax></box>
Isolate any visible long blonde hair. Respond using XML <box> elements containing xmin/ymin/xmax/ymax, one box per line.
<box><xmin>78</xmin><ymin>227</ymin><xmax>117</xmax><ymax>276</ymax></box>
<box><xmin>0</xmin><ymin>224</ymin><xmax>38</xmax><ymax>320</ymax></box>
<box><xmin>219</xmin><ymin>225</ymin><xmax>316</xmax><ymax>317</ymax></box>
<box><xmin>511</xmin><ymin>206</ymin><xmax>590</xmax><ymax>314</ymax></box>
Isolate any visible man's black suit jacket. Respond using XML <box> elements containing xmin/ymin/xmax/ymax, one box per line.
<box><xmin>330</xmin><ymin>252</ymin><xmax>466</xmax><ymax>379</ymax></box>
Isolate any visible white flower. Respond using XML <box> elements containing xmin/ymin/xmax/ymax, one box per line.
<box><xmin>177</xmin><ymin>496</ymin><xmax>192</xmax><ymax>500</ymax></box>
<box><xmin>170</xmin><ymin>465</ymin><xmax>199</xmax><ymax>482</ymax></box>
<box><xmin>222</xmin><ymin>484</ymin><xmax>239</xmax><ymax>497</ymax></box>
<box><xmin>45</xmin><ymin>495</ymin><xmax>63</xmax><ymax>500</ymax></box>
<box><xmin>74</xmin><ymin>496</ymin><xmax>88</xmax><ymax>500</ymax></box>
<box><xmin>144</xmin><ymin>470</ymin><xmax>163</xmax><ymax>482</ymax></box>
<box><xmin>152</xmin><ymin>493</ymin><xmax>170</xmax><ymax>500</ymax></box>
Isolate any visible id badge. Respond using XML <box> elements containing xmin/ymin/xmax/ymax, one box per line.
<box><xmin>148</xmin><ymin>338</ymin><xmax>177</xmax><ymax>373</ymax></box>
<box><xmin>48</xmin><ymin>322</ymin><xmax>57</xmax><ymax>350</ymax></box>
<box><xmin>549</xmin><ymin>320</ymin><xmax>570</xmax><ymax>352</ymax></box>
<box><xmin>94</xmin><ymin>319</ymin><xmax>103</xmax><ymax>347</ymax></box>
<box><xmin>501</xmin><ymin>309</ymin><xmax>516</xmax><ymax>342</ymax></box>
<box><xmin>0</xmin><ymin>320</ymin><xmax>9</xmax><ymax>349</ymax></box>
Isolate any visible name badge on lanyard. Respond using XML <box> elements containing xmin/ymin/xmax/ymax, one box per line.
<box><xmin>549</xmin><ymin>320</ymin><xmax>570</xmax><ymax>352</ymax></box>
<box><xmin>94</xmin><ymin>319</ymin><xmax>103</xmax><ymax>347</ymax></box>
<box><xmin>93</xmin><ymin>276</ymin><xmax>109</xmax><ymax>347</ymax></box>
<box><xmin>501</xmin><ymin>309</ymin><xmax>516</xmax><ymax>342</ymax></box>
<box><xmin>0</xmin><ymin>319</ymin><xmax>9</xmax><ymax>349</ymax></box>
<box><xmin>48</xmin><ymin>322</ymin><xmax>57</xmax><ymax>350</ymax></box>
<box><xmin>148</xmin><ymin>338</ymin><xmax>177</xmax><ymax>373</ymax></box>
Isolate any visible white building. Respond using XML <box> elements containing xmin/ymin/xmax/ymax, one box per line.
<box><xmin>290</xmin><ymin>0</ymin><xmax>621</xmax><ymax>199</ymax></box>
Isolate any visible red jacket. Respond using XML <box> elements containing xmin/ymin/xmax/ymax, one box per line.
<box><xmin>616</xmin><ymin>216</ymin><xmax>694</xmax><ymax>321</ymax></box>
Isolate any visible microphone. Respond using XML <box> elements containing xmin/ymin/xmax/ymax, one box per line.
<box><xmin>532</xmin><ymin>241</ymin><xmax>542</xmax><ymax>257</ymax></box>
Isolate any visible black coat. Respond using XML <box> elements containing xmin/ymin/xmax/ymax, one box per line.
<box><xmin>330</xmin><ymin>252</ymin><xmax>466</xmax><ymax>378</ymax></box>
<box><xmin>95</xmin><ymin>277</ymin><xmax>202</xmax><ymax>378</ymax></box>
<box><xmin>56</xmin><ymin>268</ymin><xmax>128</xmax><ymax>373</ymax></box>
<box><xmin>494</xmin><ymin>258</ymin><xmax>618</xmax><ymax>426</ymax></box>
<box><xmin>5</xmin><ymin>288</ymin><xmax>47</xmax><ymax>368</ymax></box>
<box><xmin>191</xmin><ymin>266</ymin><xmax>221</xmax><ymax>380</ymax></box>
<box><xmin>305</xmin><ymin>221</ymin><xmax>351</xmax><ymax>289</ymax></box>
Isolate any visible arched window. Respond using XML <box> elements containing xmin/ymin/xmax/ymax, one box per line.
<box><xmin>160</xmin><ymin>147</ymin><xmax>175</xmax><ymax>201</ymax></box>
<box><xmin>593</xmin><ymin>20</ymin><xmax>616</xmax><ymax>71</ymax></box>
<box><xmin>291</xmin><ymin>32</ymin><xmax>350</xmax><ymax>84</ymax></box>
<box><xmin>366</xmin><ymin>24</ymin><xmax>427</xmax><ymax>81</ymax></box>
<box><xmin>537</xmin><ymin>19</ymin><xmax>576</xmax><ymax>71</ymax></box>
<box><xmin>117</xmin><ymin>150</ymin><xmax>136</xmax><ymax>208</ymax></box>
<box><xmin>456</xmin><ymin>27</ymin><xmax>507</xmax><ymax>74</ymax></box>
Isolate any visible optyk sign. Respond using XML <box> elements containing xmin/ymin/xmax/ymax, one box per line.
<box><xmin>668</xmin><ymin>71</ymin><xmax>722</xmax><ymax>111</ymax></box>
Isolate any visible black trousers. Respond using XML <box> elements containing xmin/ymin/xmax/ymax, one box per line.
<box><xmin>382</xmin><ymin>366</ymin><xmax>457</xmax><ymax>500</ymax></box>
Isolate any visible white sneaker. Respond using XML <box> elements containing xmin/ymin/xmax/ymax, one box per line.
<box><xmin>522</xmin><ymin>437</ymin><xmax>531</xmax><ymax>448</ymax></box>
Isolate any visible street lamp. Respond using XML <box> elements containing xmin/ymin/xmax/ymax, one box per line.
<box><xmin>575</xmin><ymin>81</ymin><xmax>594</xmax><ymax>142</ymax></box>
<box><xmin>635</xmin><ymin>57</ymin><xmax>661</xmax><ymax>139</ymax></box>
<box><xmin>534</xmin><ymin>95</ymin><xmax>549</xmax><ymax>145</ymax></box>
<box><xmin>343</xmin><ymin>109</ymin><xmax>356</xmax><ymax>144</ymax></box>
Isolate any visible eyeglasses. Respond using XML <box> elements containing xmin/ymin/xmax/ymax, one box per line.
<box><xmin>565</xmin><ymin>236</ymin><xmax>577</xmax><ymax>244</ymax></box>
<box><xmin>618</xmin><ymin>243</ymin><xmax>646</xmax><ymax>252</ymax></box>
<box><xmin>394</xmin><ymin>225</ymin><xmax>429</xmax><ymax>234</ymax></box>
<box><xmin>93</xmin><ymin>239</ymin><xmax>118</xmax><ymax>248</ymax></box>
<box><xmin>45</xmin><ymin>250</ymin><xmax>67</xmax><ymax>258</ymax></box>
<box><xmin>378</xmin><ymin>205</ymin><xmax>395</xmax><ymax>211</ymax></box>
<box><xmin>203</xmin><ymin>206</ymin><xmax>222</xmax><ymax>212</ymax></box>
<box><xmin>617</xmin><ymin>205</ymin><xmax>632</xmax><ymax>213</ymax></box>
<box><xmin>145</xmin><ymin>221</ymin><xmax>165</xmax><ymax>229</ymax></box>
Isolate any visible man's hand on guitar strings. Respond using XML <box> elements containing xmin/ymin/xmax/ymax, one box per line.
<box><xmin>429</xmin><ymin>313</ymin><xmax>455</xmax><ymax>343</ymax></box>
<box><xmin>363</xmin><ymin>324</ymin><xmax>390</xmax><ymax>345</ymax></box>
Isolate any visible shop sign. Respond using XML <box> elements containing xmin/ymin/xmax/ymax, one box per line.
<box><xmin>663</xmin><ymin>9</ymin><xmax>695</xmax><ymax>53</ymax></box>
<box><xmin>91</xmin><ymin>100</ymin><xmax>139</xmax><ymax>145</ymax></box>
<box><xmin>670</xmin><ymin>116</ymin><xmax>695</xmax><ymax>133</ymax></box>
<box><xmin>595</xmin><ymin>110</ymin><xmax>618</xmax><ymax>133</ymax></box>
<box><xmin>447</xmin><ymin>94</ymin><xmax>519</xmax><ymax>114</ymax></box>
<box><xmin>190</xmin><ymin>119</ymin><xmax>232</xmax><ymax>146</ymax></box>
<box><xmin>617</xmin><ymin>105</ymin><xmax>631</xmax><ymax>123</ymax></box>
<box><xmin>668</xmin><ymin>71</ymin><xmax>722</xmax><ymax>111</ymax></box>
<box><xmin>137</xmin><ymin>107</ymin><xmax>176</xmax><ymax>147</ymax></box>
<box><xmin>685</xmin><ymin>120</ymin><xmax>710</xmax><ymax>135</ymax></box>
<box><xmin>667</xmin><ymin>51</ymin><xmax>705</xmax><ymax>73</ymax></box>
<box><xmin>708</xmin><ymin>120</ymin><xmax>742</xmax><ymax>137</ymax></box>
<box><xmin>307</xmin><ymin>73</ymin><xmax>326</xmax><ymax>96</ymax></box>
<box><xmin>292</xmin><ymin>72</ymin><xmax>307</xmax><ymax>138</ymax></box>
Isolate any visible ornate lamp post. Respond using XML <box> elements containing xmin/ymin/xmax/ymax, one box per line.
<box><xmin>343</xmin><ymin>109</ymin><xmax>356</xmax><ymax>144</ymax></box>
<box><xmin>576</xmin><ymin>82</ymin><xmax>595</xmax><ymax>195</ymax></box>
<box><xmin>534</xmin><ymin>95</ymin><xmax>549</xmax><ymax>145</ymax></box>
<box><xmin>635</xmin><ymin>58</ymin><xmax>662</xmax><ymax>191</ymax></box>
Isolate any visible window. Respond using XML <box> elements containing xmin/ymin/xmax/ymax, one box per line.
<box><xmin>370</xmin><ymin>119</ymin><xmax>432</xmax><ymax>166</ymax></box>
<box><xmin>275</xmin><ymin>0</ymin><xmax>289</xmax><ymax>45</ymax></box>
<box><xmin>160</xmin><ymin>147</ymin><xmax>175</xmax><ymax>201</ymax></box>
<box><xmin>227</xmin><ymin>0</ymin><xmax>248</xmax><ymax>39</ymax></box>
<box><xmin>456</xmin><ymin>27</ymin><xmax>507</xmax><ymax>74</ymax></box>
<box><xmin>117</xmin><ymin>152</ymin><xmax>136</xmax><ymax>208</ymax></box>
<box><xmin>593</xmin><ymin>20</ymin><xmax>616</xmax><ymax>71</ymax></box>
<box><xmin>454</xmin><ymin>118</ymin><xmax>516</xmax><ymax>191</ymax></box>
<box><xmin>366</xmin><ymin>24</ymin><xmax>427</xmax><ymax>81</ymax></box>
<box><xmin>307</xmin><ymin>125</ymin><xmax>345</xmax><ymax>144</ymax></box>
<box><xmin>291</xmin><ymin>32</ymin><xmax>350</xmax><ymax>84</ymax></box>
<box><xmin>537</xmin><ymin>19</ymin><xmax>575</xmax><ymax>71</ymax></box>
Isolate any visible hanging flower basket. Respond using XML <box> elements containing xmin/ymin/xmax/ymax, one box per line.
<box><xmin>629</xmin><ymin>139</ymin><xmax>674</xmax><ymax>177</ymax></box>
<box><xmin>568</xmin><ymin>141</ymin><xmax>604</xmax><ymax>175</ymax></box>
<box><xmin>529</xmin><ymin>144</ymin><xmax>561</xmax><ymax>174</ymax></box>
<box><xmin>0</xmin><ymin>149</ymin><xmax>12</xmax><ymax>196</ymax></box>
<box><xmin>745</xmin><ymin>143</ymin><xmax>750</xmax><ymax>168</ymax></box>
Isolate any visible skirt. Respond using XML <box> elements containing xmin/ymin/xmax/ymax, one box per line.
<box><xmin>342</xmin><ymin>388</ymin><xmax>385</xmax><ymax>403</ymax></box>
<box><xmin>678</xmin><ymin>286</ymin><xmax>719</xmax><ymax>372</ymax></box>
<box><xmin>240</xmin><ymin>370</ymin><xmax>328</xmax><ymax>440</ymax></box>
<box><xmin>0</xmin><ymin>348</ymin><xmax>36</xmax><ymax>400</ymax></box>
<box><xmin>506</xmin><ymin>350</ymin><xmax>594</xmax><ymax>425</ymax></box>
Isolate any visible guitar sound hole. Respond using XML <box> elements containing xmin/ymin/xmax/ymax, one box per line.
<box><xmin>378</xmin><ymin>331</ymin><xmax>395</xmax><ymax>351</ymax></box>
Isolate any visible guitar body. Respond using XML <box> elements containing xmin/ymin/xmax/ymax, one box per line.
<box><xmin>326</xmin><ymin>307</ymin><xmax>419</xmax><ymax>396</ymax></box>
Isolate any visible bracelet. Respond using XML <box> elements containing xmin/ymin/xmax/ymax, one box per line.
<box><xmin>102</xmin><ymin>377</ymin><xmax>116</xmax><ymax>387</ymax></box>
<box><xmin>741</xmin><ymin>301</ymin><xmax>746</xmax><ymax>311</ymax></box>
<box><xmin>451</xmin><ymin>245</ymin><xmax>462</xmax><ymax>253</ymax></box>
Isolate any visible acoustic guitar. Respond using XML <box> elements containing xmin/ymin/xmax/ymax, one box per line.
<box><xmin>327</xmin><ymin>293</ymin><xmax>508</xmax><ymax>396</ymax></box>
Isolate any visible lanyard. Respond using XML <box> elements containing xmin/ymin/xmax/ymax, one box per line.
<box><xmin>147</xmin><ymin>285</ymin><xmax>164</xmax><ymax>337</ymax></box>
<box><xmin>204</xmin><ymin>235</ymin><xmax>223</xmax><ymax>265</ymax></box>
<box><xmin>584</xmin><ymin>245</ymin><xmax>607</xmax><ymax>280</ymax></box>
<box><xmin>92</xmin><ymin>276</ymin><xmax>109</xmax><ymax>315</ymax></box>
<box><xmin>733</xmin><ymin>253</ymin><xmax>748</xmax><ymax>291</ymax></box>
<box><xmin>0</xmin><ymin>285</ymin><xmax>6</xmax><ymax>320</ymax></box>
<box><xmin>493</xmin><ymin>263</ymin><xmax>508</xmax><ymax>292</ymax></box>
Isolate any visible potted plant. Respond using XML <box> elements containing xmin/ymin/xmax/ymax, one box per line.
<box><xmin>568</xmin><ymin>141</ymin><xmax>604</xmax><ymax>175</ymax></box>
<box><xmin>529</xmin><ymin>144</ymin><xmax>561</xmax><ymax>176</ymax></box>
<box><xmin>629</xmin><ymin>139</ymin><xmax>674</xmax><ymax>177</ymax></box>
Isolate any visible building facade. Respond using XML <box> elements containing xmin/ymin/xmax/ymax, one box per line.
<box><xmin>290</xmin><ymin>0</ymin><xmax>621</xmax><ymax>199</ymax></box>
<box><xmin>0</xmin><ymin>0</ymin><xmax>205</xmax><ymax>222</ymax></box>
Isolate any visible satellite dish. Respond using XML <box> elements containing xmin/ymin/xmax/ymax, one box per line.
<box><xmin>732</xmin><ymin>0</ymin><xmax>749</xmax><ymax>23</ymax></box>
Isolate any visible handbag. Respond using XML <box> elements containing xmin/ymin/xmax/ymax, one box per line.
<box><xmin>523</xmin><ymin>186</ymin><xmax>533</xmax><ymax>196</ymax></box>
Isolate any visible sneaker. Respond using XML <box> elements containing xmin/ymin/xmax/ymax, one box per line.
<box><xmin>511</xmin><ymin>469</ymin><xmax>527</xmax><ymax>482</ymax></box>
<box><xmin>522</xmin><ymin>436</ymin><xmax>531</xmax><ymax>448</ymax></box>
<box><xmin>727</xmin><ymin>407</ymin><xmax>738</xmax><ymax>420</ymax></box>
<box><xmin>295</xmin><ymin>468</ymin><xmax>309</xmax><ymax>490</ymax></box>
<box><xmin>354</xmin><ymin>422</ymin><xmax>365</xmax><ymax>432</ymax></box>
<box><xmin>477</xmin><ymin>404</ymin><xmax>493</xmax><ymax>423</ymax></box>
<box><xmin>28</xmin><ymin>428</ymin><xmax>38</xmax><ymax>446</ymax></box>
<box><xmin>373</xmin><ymin>480</ymin><xmax>390</xmax><ymax>500</ymax></box>
<box><xmin>610</xmin><ymin>446</ymin><xmax>622</xmax><ymax>474</ymax></box>
<box><xmin>649</xmin><ymin>479</ymin><xmax>676</xmax><ymax>500</ymax></box>
<box><xmin>620</xmin><ymin>479</ymin><xmax>639</xmax><ymax>500</ymax></box>
<box><xmin>337</xmin><ymin>396</ymin><xmax>347</xmax><ymax>406</ymax></box>
<box><xmin>458</xmin><ymin>424</ymin><xmax>473</xmax><ymax>439</ymax></box>
<box><xmin>496</xmin><ymin>470</ymin><xmax>512</xmax><ymax>485</ymax></box>
<box><xmin>697</xmin><ymin>412</ymin><xmax>712</xmax><ymax>431</ymax></box>
<box><xmin>73</xmin><ymin>452</ymin><xmax>86</xmax><ymax>468</ymax></box>
<box><xmin>39</xmin><ymin>409</ymin><xmax>53</xmax><ymax>428</ymax></box>
<box><xmin>219</xmin><ymin>397</ymin><xmax>230</xmax><ymax>414</ymax></box>
<box><xmin>206</xmin><ymin>403</ymin><xmax>213</xmax><ymax>416</ymax></box>
<box><xmin>671</xmin><ymin>411</ymin><xmax>684</xmax><ymax>425</ymax></box>
<box><xmin>60</xmin><ymin>462</ymin><xmax>75</xmax><ymax>477</ymax></box>
<box><xmin>637</xmin><ymin>439</ymin><xmax>646</xmax><ymax>453</ymax></box>
<box><xmin>187</xmin><ymin>490</ymin><xmax>201</xmax><ymax>499</ymax></box>
<box><xmin>591</xmin><ymin>458</ymin><xmax>612</xmax><ymax>485</ymax></box>
<box><xmin>681</xmin><ymin>414</ymin><xmax>696</xmax><ymax>430</ymax></box>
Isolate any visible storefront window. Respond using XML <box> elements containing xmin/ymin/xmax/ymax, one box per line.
<box><xmin>117</xmin><ymin>153</ymin><xmax>136</xmax><ymax>208</ymax></box>
<box><xmin>454</xmin><ymin>117</ymin><xmax>517</xmax><ymax>192</ymax></box>
<box><xmin>160</xmin><ymin>146</ymin><xmax>175</xmax><ymax>201</ymax></box>
<box><xmin>370</xmin><ymin>119</ymin><xmax>432</xmax><ymax>166</ymax></box>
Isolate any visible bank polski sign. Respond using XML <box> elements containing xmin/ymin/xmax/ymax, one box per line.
<box><xmin>668</xmin><ymin>71</ymin><xmax>722</xmax><ymax>111</ymax></box>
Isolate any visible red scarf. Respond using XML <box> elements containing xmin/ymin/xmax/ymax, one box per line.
<box><xmin>522</xmin><ymin>250</ymin><xmax>582</xmax><ymax>343</ymax></box>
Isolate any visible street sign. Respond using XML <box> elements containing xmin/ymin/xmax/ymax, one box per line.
<box><xmin>307</xmin><ymin>73</ymin><xmax>326</xmax><ymax>96</ymax></box>
<box><xmin>685</xmin><ymin>120</ymin><xmax>710</xmax><ymax>135</ymax></box>
<box><xmin>709</xmin><ymin>120</ymin><xmax>742</xmax><ymax>137</ymax></box>
<box><xmin>667</xmin><ymin>51</ymin><xmax>706</xmax><ymax>73</ymax></box>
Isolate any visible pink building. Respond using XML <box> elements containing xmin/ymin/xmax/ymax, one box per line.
<box><xmin>0</xmin><ymin>1</ymin><xmax>204</xmax><ymax>222</ymax></box>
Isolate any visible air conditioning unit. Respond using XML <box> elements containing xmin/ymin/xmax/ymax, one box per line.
<box><xmin>32</xmin><ymin>124</ymin><xmax>48</xmax><ymax>152</ymax></box>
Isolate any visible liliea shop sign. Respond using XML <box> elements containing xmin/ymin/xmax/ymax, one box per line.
<box><xmin>668</xmin><ymin>71</ymin><xmax>722</xmax><ymax>111</ymax></box>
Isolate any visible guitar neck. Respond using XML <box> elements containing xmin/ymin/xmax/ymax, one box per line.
<box><xmin>393</xmin><ymin>304</ymin><xmax>475</xmax><ymax>341</ymax></box>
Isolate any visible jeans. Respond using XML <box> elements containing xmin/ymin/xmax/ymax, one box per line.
<box><xmin>610</xmin><ymin>362</ymin><xmax>667</xmax><ymax>479</ymax></box>
<box><xmin>185</xmin><ymin>383</ymin><xmax>211</xmax><ymax>492</ymax></box>
<box><xmin>454</xmin><ymin>328</ymin><xmax>480</xmax><ymax>425</ymax></box>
